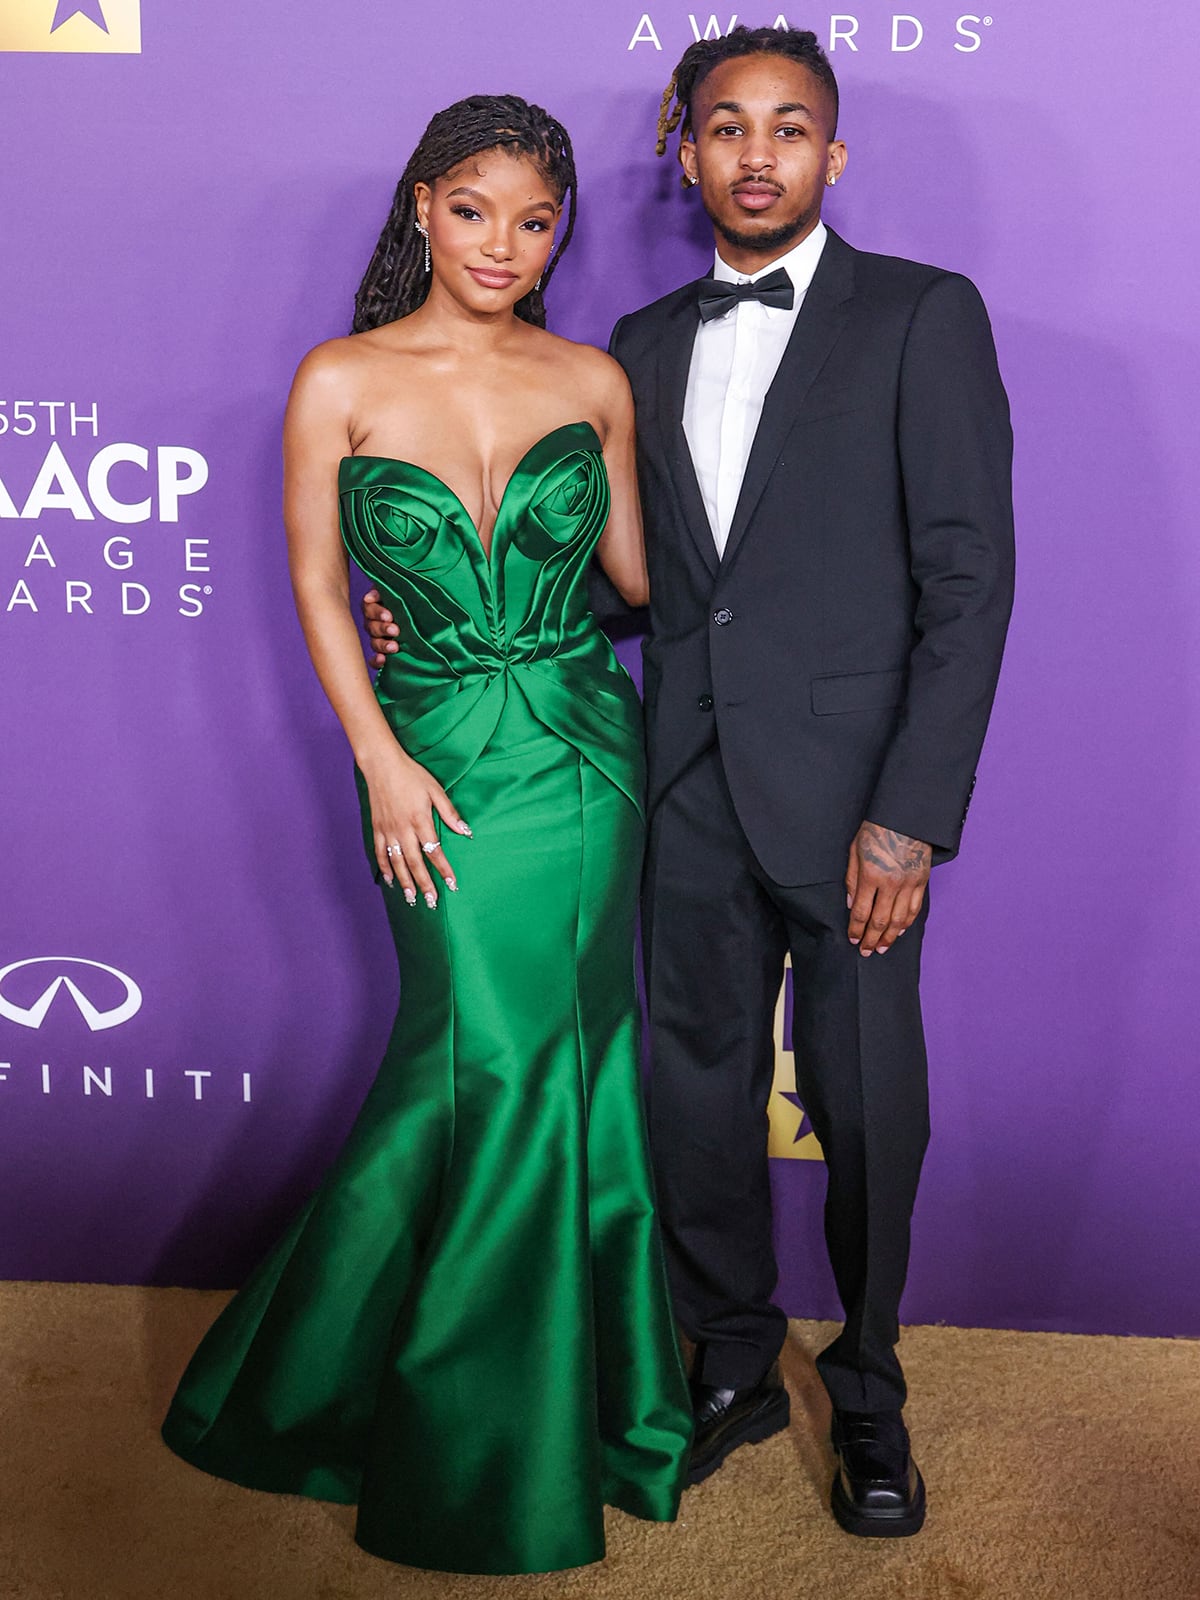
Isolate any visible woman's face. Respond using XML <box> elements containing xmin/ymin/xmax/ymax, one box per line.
<box><xmin>414</xmin><ymin>149</ymin><xmax>561</xmax><ymax>316</ymax></box>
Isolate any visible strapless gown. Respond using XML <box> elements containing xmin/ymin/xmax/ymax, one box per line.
<box><xmin>162</xmin><ymin>422</ymin><xmax>692</xmax><ymax>1574</ymax></box>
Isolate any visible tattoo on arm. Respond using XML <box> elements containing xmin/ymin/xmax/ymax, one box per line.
<box><xmin>860</xmin><ymin>824</ymin><xmax>932</xmax><ymax>876</ymax></box>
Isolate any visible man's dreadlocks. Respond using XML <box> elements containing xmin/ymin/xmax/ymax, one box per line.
<box><xmin>655</xmin><ymin>25</ymin><xmax>839</xmax><ymax>161</ymax></box>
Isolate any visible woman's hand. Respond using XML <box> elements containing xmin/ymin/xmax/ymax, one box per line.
<box><xmin>361</xmin><ymin>744</ymin><xmax>472</xmax><ymax>907</ymax></box>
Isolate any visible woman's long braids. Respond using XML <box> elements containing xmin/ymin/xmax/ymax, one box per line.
<box><xmin>655</xmin><ymin>25</ymin><xmax>839</xmax><ymax>168</ymax></box>
<box><xmin>353</xmin><ymin>94</ymin><xmax>577</xmax><ymax>333</ymax></box>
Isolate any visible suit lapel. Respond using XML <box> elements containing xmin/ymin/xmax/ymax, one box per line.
<box><xmin>653</xmin><ymin>292</ymin><xmax>719</xmax><ymax>579</ymax></box>
<box><xmin>719</xmin><ymin>230</ymin><xmax>857</xmax><ymax>570</ymax></box>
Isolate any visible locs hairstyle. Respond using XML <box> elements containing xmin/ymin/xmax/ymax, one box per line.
<box><xmin>353</xmin><ymin>94</ymin><xmax>578</xmax><ymax>334</ymax></box>
<box><xmin>655</xmin><ymin>25</ymin><xmax>839</xmax><ymax>175</ymax></box>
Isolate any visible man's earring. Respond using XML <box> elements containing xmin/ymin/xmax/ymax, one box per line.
<box><xmin>687</xmin><ymin>174</ymin><xmax>699</xmax><ymax>187</ymax></box>
<box><xmin>416</xmin><ymin>222</ymin><xmax>431</xmax><ymax>272</ymax></box>
<box><xmin>826</xmin><ymin>174</ymin><xmax>837</xmax><ymax>187</ymax></box>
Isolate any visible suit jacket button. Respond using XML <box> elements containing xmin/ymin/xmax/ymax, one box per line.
<box><xmin>713</xmin><ymin>608</ymin><xmax>734</xmax><ymax>626</ymax></box>
<box><xmin>698</xmin><ymin>694</ymin><xmax>714</xmax><ymax>711</ymax></box>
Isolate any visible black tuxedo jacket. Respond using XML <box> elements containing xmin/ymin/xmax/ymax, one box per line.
<box><xmin>604</xmin><ymin>227</ymin><xmax>1015</xmax><ymax>886</ymax></box>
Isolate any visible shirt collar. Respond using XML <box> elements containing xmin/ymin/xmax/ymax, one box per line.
<box><xmin>712</xmin><ymin>221</ymin><xmax>828</xmax><ymax>298</ymax></box>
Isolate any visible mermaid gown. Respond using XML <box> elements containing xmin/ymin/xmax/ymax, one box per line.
<box><xmin>162</xmin><ymin>422</ymin><xmax>692</xmax><ymax>1574</ymax></box>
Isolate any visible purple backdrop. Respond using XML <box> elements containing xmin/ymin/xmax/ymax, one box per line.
<box><xmin>2</xmin><ymin>2</ymin><xmax>1197</xmax><ymax>1337</ymax></box>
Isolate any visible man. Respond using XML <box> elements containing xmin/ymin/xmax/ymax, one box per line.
<box><xmin>366</xmin><ymin>25</ymin><xmax>1013</xmax><ymax>1539</ymax></box>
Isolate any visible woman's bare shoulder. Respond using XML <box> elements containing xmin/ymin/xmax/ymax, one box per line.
<box><xmin>292</xmin><ymin>328</ymin><xmax>406</xmax><ymax>385</ymax></box>
<box><xmin>533</xmin><ymin>328</ymin><xmax>631</xmax><ymax>406</ymax></box>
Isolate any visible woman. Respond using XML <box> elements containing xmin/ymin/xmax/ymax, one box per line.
<box><xmin>162</xmin><ymin>96</ymin><xmax>691</xmax><ymax>1575</ymax></box>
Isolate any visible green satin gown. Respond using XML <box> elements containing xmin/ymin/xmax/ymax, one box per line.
<box><xmin>162</xmin><ymin>421</ymin><xmax>692</xmax><ymax>1574</ymax></box>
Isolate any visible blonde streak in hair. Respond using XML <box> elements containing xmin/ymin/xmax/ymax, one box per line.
<box><xmin>654</xmin><ymin>73</ymin><xmax>679</xmax><ymax>157</ymax></box>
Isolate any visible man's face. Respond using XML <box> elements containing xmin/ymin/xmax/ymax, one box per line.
<box><xmin>680</xmin><ymin>54</ymin><xmax>846</xmax><ymax>266</ymax></box>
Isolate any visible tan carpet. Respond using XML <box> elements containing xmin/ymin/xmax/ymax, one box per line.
<box><xmin>0</xmin><ymin>1283</ymin><xmax>1196</xmax><ymax>1600</ymax></box>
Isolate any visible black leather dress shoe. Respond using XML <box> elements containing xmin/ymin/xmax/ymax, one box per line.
<box><xmin>830</xmin><ymin>1409</ymin><xmax>926</xmax><ymax>1537</ymax></box>
<box><xmin>687</xmin><ymin>1362</ymin><xmax>790</xmax><ymax>1484</ymax></box>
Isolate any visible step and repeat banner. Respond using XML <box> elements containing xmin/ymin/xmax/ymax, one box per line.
<box><xmin>2</xmin><ymin>2</ymin><xmax>1197</xmax><ymax>1336</ymax></box>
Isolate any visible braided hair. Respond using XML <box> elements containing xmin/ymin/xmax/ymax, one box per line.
<box><xmin>656</xmin><ymin>25</ymin><xmax>839</xmax><ymax>168</ymax></box>
<box><xmin>353</xmin><ymin>94</ymin><xmax>577</xmax><ymax>333</ymax></box>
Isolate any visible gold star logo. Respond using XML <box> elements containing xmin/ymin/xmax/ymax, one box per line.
<box><xmin>1</xmin><ymin>0</ymin><xmax>141</xmax><ymax>53</ymax></box>
<box><xmin>768</xmin><ymin>957</ymin><xmax>825</xmax><ymax>1161</ymax></box>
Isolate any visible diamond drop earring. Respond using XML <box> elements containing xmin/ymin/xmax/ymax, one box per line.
<box><xmin>416</xmin><ymin>222</ymin><xmax>431</xmax><ymax>273</ymax></box>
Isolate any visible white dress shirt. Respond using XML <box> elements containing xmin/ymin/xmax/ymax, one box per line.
<box><xmin>683</xmin><ymin>222</ymin><xmax>828</xmax><ymax>557</ymax></box>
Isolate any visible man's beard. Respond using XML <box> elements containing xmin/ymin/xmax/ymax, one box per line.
<box><xmin>712</xmin><ymin>208</ymin><xmax>809</xmax><ymax>256</ymax></box>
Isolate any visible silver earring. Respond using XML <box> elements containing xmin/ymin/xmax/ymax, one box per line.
<box><xmin>687</xmin><ymin>175</ymin><xmax>699</xmax><ymax>187</ymax></box>
<box><xmin>416</xmin><ymin>222</ymin><xmax>431</xmax><ymax>272</ymax></box>
<box><xmin>826</xmin><ymin>174</ymin><xmax>837</xmax><ymax>187</ymax></box>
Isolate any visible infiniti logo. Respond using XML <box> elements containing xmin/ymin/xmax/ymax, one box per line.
<box><xmin>0</xmin><ymin>957</ymin><xmax>143</xmax><ymax>1031</ymax></box>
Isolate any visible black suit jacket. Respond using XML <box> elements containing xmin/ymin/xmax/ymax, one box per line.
<box><xmin>603</xmin><ymin>228</ymin><xmax>1015</xmax><ymax>886</ymax></box>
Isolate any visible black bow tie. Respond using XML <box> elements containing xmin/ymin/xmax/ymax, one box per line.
<box><xmin>696</xmin><ymin>266</ymin><xmax>794</xmax><ymax>322</ymax></box>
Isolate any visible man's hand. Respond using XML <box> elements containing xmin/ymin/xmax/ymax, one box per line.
<box><xmin>361</xmin><ymin>587</ymin><xmax>399</xmax><ymax>668</ymax></box>
<box><xmin>845</xmin><ymin>822</ymin><xmax>932</xmax><ymax>956</ymax></box>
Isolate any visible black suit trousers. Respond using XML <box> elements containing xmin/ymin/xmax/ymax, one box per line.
<box><xmin>642</xmin><ymin>740</ymin><xmax>931</xmax><ymax>1413</ymax></box>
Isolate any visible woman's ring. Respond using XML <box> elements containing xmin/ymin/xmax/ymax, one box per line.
<box><xmin>420</xmin><ymin>840</ymin><xmax>440</xmax><ymax>855</ymax></box>
<box><xmin>386</xmin><ymin>844</ymin><xmax>401</xmax><ymax>857</ymax></box>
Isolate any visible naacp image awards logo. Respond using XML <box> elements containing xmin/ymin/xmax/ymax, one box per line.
<box><xmin>626</xmin><ymin>10</ymin><xmax>995</xmax><ymax>53</ymax></box>
<box><xmin>0</xmin><ymin>401</ymin><xmax>213</xmax><ymax>621</ymax></box>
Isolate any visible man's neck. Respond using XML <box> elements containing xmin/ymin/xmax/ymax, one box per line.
<box><xmin>713</xmin><ymin>213</ymin><xmax>823</xmax><ymax>279</ymax></box>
